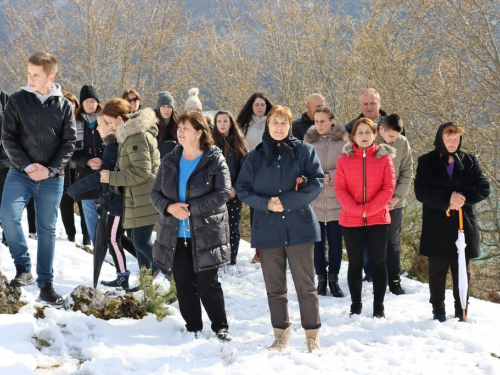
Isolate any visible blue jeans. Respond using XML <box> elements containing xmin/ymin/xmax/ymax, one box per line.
<box><xmin>81</xmin><ymin>199</ymin><xmax>99</xmax><ymax>246</ymax></box>
<box><xmin>314</xmin><ymin>221</ymin><xmax>343</xmax><ymax>275</ymax></box>
<box><xmin>0</xmin><ymin>170</ymin><xmax>64</xmax><ymax>288</ymax></box>
<box><xmin>131</xmin><ymin>224</ymin><xmax>157</xmax><ymax>274</ymax></box>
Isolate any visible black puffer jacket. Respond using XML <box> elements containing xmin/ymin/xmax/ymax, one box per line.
<box><xmin>72</xmin><ymin>119</ymin><xmax>104</xmax><ymax>200</ymax></box>
<box><xmin>1</xmin><ymin>89</ymin><xmax>76</xmax><ymax>175</ymax></box>
<box><xmin>291</xmin><ymin>112</ymin><xmax>314</xmax><ymax>141</ymax></box>
<box><xmin>0</xmin><ymin>90</ymin><xmax>10</xmax><ymax>169</ymax></box>
<box><xmin>150</xmin><ymin>145</ymin><xmax>231</xmax><ymax>277</ymax></box>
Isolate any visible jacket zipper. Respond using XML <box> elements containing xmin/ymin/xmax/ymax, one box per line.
<box><xmin>363</xmin><ymin>149</ymin><xmax>367</xmax><ymax>226</ymax></box>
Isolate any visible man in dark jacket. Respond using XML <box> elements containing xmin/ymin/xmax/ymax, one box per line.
<box><xmin>0</xmin><ymin>90</ymin><xmax>10</xmax><ymax>246</ymax></box>
<box><xmin>0</xmin><ymin>52</ymin><xmax>76</xmax><ymax>305</ymax></box>
<box><xmin>291</xmin><ymin>93</ymin><xmax>325</xmax><ymax>140</ymax></box>
<box><xmin>345</xmin><ymin>88</ymin><xmax>394</xmax><ymax>135</ymax></box>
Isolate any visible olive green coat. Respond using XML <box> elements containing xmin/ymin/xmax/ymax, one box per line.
<box><xmin>109</xmin><ymin>108</ymin><xmax>160</xmax><ymax>229</ymax></box>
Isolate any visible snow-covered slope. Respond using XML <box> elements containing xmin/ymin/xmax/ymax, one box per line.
<box><xmin>0</xmin><ymin>213</ymin><xmax>499</xmax><ymax>374</ymax></box>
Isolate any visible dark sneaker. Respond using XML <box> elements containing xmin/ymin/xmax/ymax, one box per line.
<box><xmin>67</xmin><ymin>234</ymin><xmax>76</xmax><ymax>242</ymax></box>
<box><xmin>10</xmin><ymin>265</ymin><xmax>35</xmax><ymax>287</ymax></box>
<box><xmin>389</xmin><ymin>279</ymin><xmax>406</xmax><ymax>295</ymax></box>
<box><xmin>373</xmin><ymin>302</ymin><xmax>385</xmax><ymax>318</ymax></box>
<box><xmin>433</xmin><ymin>313</ymin><xmax>446</xmax><ymax>322</ymax></box>
<box><xmin>363</xmin><ymin>275</ymin><xmax>373</xmax><ymax>282</ymax></box>
<box><xmin>216</xmin><ymin>328</ymin><xmax>233</xmax><ymax>342</ymax></box>
<box><xmin>349</xmin><ymin>302</ymin><xmax>362</xmax><ymax>317</ymax></box>
<box><xmin>38</xmin><ymin>281</ymin><xmax>64</xmax><ymax>306</ymax></box>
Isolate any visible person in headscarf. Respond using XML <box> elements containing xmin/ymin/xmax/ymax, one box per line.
<box><xmin>414</xmin><ymin>122</ymin><xmax>490</xmax><ymax>322</ymax></box>
<box><xmin>236</xmin><ymin>105</ymin><xmax>324</xmax><ymax>353</ymax></box>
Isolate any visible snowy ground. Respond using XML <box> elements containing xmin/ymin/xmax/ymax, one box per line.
<box><xmin>1</xmin><ymin>212</ymin><xmax>500</xmax><ymax>375</ymax></box>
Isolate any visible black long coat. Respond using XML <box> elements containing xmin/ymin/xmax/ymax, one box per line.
<box><xmin>414</xmin><ymin>150</ymin><xmax>490</xmax><ymax>259</ymax></box>
<box><xmin>150</xmin><ymin>145</ymin><xmax>231</xmax><ymax>277</ymax></box>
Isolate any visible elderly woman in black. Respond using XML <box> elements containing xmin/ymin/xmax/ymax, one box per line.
<box><xmin>237</xmin><ymin>105</ymin><xmax>324</xmax><ymax>353</ymax></box>
<box><xmin>150</xmin><ymin>111</ymin><xmax>232</xmax><ymax>341</ymax></box>
<box><xmin>415</xmin><ymin>122</ymin><xmax>489</xmax><ymax>322</ymax></box>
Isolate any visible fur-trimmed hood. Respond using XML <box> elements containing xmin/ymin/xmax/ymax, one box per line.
<box><xmin>304</xmin><ymin>124</ymin><xmax>348</xmax><ymax>144</ymax></box>
<box><xmin>102</xmin><ymin>132</ymin><xmax>117</xmax><ymax>145</ymax></box>
<box><xmin>342</xmin><ymin>142</ymin><xmax>396</xmax><ymax>159</ymax></box>
<box><xmin>116</xmin><ymin>107</ymin><xmax>158</xmax><ymax>144</ymax></box>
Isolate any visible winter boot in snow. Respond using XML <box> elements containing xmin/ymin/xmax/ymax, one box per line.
<box><xmin>38</xmin><ymin>281</ymin><xmax>64</xmax><ymax>306</ymax></box>
<box><xmin>316</xmin><ymin>274</ymin><xmax>327</xmax><ymax>296</ymax></box>
<box><xmin>388</xmin><ymin>278</ymin><xmax>406</xmax><ymax>295</ymax></box>
<box><xmin>305</xmin><ymin>329</ymin><xmax>321</xmax><ymax>353</ymax></box>
<box><xmin>328</xmin><ymin>274</ymin><xmax>344</xmax><ymax>297</ymax></box>
<box><xmin>373</xmin><ymin>302</ymin><xmax>385</xmax><ymax>318</ymax></box>
<box><xmin>101</xmin><ymin>272</ymin><xmax>130</xmax><ymax>290</ymax></box>
<box><xmin>10</xmin><ymin>265</ymin><xmax>35</xmax><ymax>287</ymax></box>
<box><xmin>267</xmin><ymin>324</ymin><xmax>291</xmax><ymax>351</ymax></box>
<box><xmin>349</xmin><ymin>302</ymin><xmax>362</xmax><ymax>317</ymax></box>
<box><xmin>433</xmin><ymin>313</ymin><xmax>446</xmax><ymax>322</ymax></box>
<box><xmin>216</xmin><ymin>328</ymin><xmax>233</xmax><ymax>342</ymax></box>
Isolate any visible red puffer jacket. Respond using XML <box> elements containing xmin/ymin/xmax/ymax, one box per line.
<box><xmin>334</xmin><ymin>142</ymin><xmax>396</xmax><ymax>227</ymax></box>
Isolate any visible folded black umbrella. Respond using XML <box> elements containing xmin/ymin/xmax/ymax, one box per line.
<box><xmin>93</xmin><ymin>184</ymin><xmax>110</xmax><ymax>288</ymax></box>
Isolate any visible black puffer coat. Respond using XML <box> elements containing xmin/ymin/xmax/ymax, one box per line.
<box><xmin>150</xmin><ymin>145</ymin><xmax>231</xmax><ymax>277</ymax></box>
<box><xmin>415</xmin><ymin>149</ymin><xmax>490</xmax><ymax>260</ymax></box>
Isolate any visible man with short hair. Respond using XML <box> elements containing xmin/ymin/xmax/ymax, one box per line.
<box><xmin>376</xmin><ymin>114</ymin><xmax>413</xmax><ymax>294</ymax></box>
<box><xmin>292</xmin><ymin>93</ymin><xmax>325</xmax><ymax>140</ymax></box>
<box><xmin>1</xmin><ymin>51</ymin><xmax>76</xmax><ymax>305</ymax></box>
<box><xmin>346</xmin><ymin>88</ymin><xmax>394</xmax><ymax>135</ymax></box>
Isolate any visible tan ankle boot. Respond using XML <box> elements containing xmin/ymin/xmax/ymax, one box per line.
<box><xmin>267</xmin><ymin>325</ymin><xmax>291</xmax><ymax>351</ymax></box>
<box><xmin>305</xmin><ymin>329</ymin><xmax>321</xmax><ymax>353</ymax></box>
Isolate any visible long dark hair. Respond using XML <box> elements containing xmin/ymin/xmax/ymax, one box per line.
<box><xmin>236</xmin><ymin>92</ymin><xmax>273</xmax><ymax>136</ymax></box>
<box><xmin>212</xmin><ymin>111</ymin><xmax>249</xmax><ymax>157</ymax></box>
<box><xmin>156</xmin><ymin>108</ymin><xmax>178</xmax><ymax>142</ymax></box>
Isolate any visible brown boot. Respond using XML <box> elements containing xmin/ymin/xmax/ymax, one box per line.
<box><xmin>251</xmin><ymin>248</ymin><xmax>261</xmax><ymax>263</ymax></box>
<box><xmin>305</xmin><ymin>329</ymin><xmax>321</xmax><ymax>353</ymax></box>
<box><xmin>267</xmin><ymin>325</ymin><xmax>291</xmax><ymax>351</ymax></box>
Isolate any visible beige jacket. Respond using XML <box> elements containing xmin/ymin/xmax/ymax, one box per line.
<box><xmin>304</xmin><ymin>124</ymin><xmax>348</xmax><ymax>223</ymax></box>
<box><xmin>375</xmin><ymin>133</ymin><xmax>413</xmax><ymax>209</ymax></box>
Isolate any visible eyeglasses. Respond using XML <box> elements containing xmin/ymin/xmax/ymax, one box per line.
<box><xmin>127</xmin><ymin>97</ymin><xmax>139</xmax><ymax>103</ymax></box>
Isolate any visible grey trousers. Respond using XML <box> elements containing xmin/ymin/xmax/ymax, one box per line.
<box><xmin>260</xmin><ymin>242</ymin><xmax>321</xmax><ymax>330</ymax></box>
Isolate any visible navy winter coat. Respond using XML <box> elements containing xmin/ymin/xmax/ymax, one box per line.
<box><xmin>67</xmin><ymin>133</ymin><xmax>123</xmax><ymax>216</ymax></box>
<box><xmin>236</xmin><ymin>139</ymin><xmax>324</xmax><ymax>249</ymax></box>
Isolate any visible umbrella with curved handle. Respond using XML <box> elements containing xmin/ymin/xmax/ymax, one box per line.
<box><xmin>446</xmin><ymin>207</ymin><xmax>467</xmax><ymax>321</ymax></box>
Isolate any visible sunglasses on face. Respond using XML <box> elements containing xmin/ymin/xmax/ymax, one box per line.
<box><xmin>127</xmin><ymin>97</ymin><xmax>139</xmax><ymax>103</ymax></box>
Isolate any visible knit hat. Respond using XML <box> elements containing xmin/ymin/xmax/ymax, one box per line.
<box><xmin>156</xmin><ymin>91</ymin><xmax>176</xmax><ymax>111</ymax></box>
<box><xmin>184</xmin><ymin>87</ymin><xmax>202</xmax><ymax>112</ymax></box>
<box><xmin>80</xmin><ymin>84</ymin><xmax>100</xmax><ymax>104</ymax></box>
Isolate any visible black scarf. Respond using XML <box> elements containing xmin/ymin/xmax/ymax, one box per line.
<box><xmin>262</xmin><ymin>126</ymin><xmax>296</xmax><ymax>166</ymax></box>
<box><xmin>433</xmin><ymin>122</ymin><xmax>464</xmax><ymax>171</ymax></box>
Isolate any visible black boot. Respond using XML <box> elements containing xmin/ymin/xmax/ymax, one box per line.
<box><xmin>101</xmin><ymin>272</ymin><xmax>130</xmax><ymax>290</ymax></box>
<box><xmin>388</xmin><ymin>278</ymin><xmax>406</xmax><ymax>295</ymax></box>
<box><xmin>373</xmin><ymin>302</ymin><xmax>385</xmax><ymax>318</ymax></box>
<box><xmin>350</xmin><ymin>302</ymin><xmax>362</xmax><ymax>316</ymax></box>
<box><xmin>10</xmin><ymin>265</ymin><xmax>35</xmax><ymax>287</ymax></box>
<box><xmin>39</xmin><ymin>281</ymin><xmax>64</xmax><ymax>306</ymax></box>
<box><xmin>316</xmin><ymin>274</ymin><xmax>327</xmax><ymax>296</ymax></box>
<box><xmin>82</xmin><ymin>234</ymin><xmax>91</xmax><ymax>246</ymax></box>
<box><xmin>328</xmin><ymin>274</ymin><xmax>344</xmax><ymax>298</ymax></box>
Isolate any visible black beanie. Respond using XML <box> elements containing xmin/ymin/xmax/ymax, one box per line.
<box><xmin>80</xmin><ymin>84</ymin><xmax>100</xmax><ymax>103</ymax></box>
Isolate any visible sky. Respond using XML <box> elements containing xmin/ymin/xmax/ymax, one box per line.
<box><xmin>0</xmin><ymin>212</ymin><xmax>500</xmax><ymax>374</ymax></box>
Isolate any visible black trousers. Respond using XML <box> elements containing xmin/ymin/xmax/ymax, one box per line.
<box><xmin>60</xmin><ymin>169</ymin><xmax>88</xmax><ymax>238</ymax></box>
<box><xmin>342</xmin><ymin>224</ymin><xmax>389</xmax><ymax>304</ymax></box>
<box><xmin>226</xmin><ymin>196</ymin><xmax>242</xmax><ymax>265</ymax></box>
<box><xmin>428</xmin><ymin>257</ymin><xmax>471</xmax><ymax>315</ymax></box>
<box><xmin>172</xmin><ymin>238</ymin><xmax>228</xmax><ymax>333</ymax></box>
